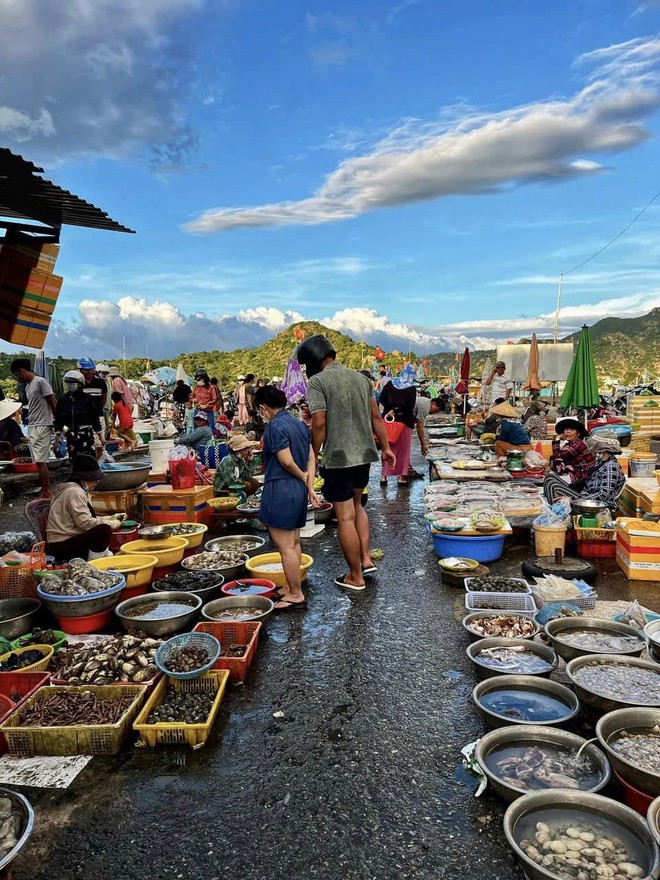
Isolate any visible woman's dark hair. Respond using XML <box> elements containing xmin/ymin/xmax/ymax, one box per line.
<box><xmin>244</xmin><ymin>373</ymin><xmax>255</xmax><ymax>383</ymax></box>
<box><xmin>210</xmin><ymin>377</ymin><xmax>218</xmax><ymax>385</ymax></box>
<box><xmin>110</xmin><ymin>391</ymin><xmax>123</xmax><ymax>402</ymax></box>
<box><xmin>253</xmin><ymin>385</ymin><xmax>287</xmax><ymax>410</ymax></box>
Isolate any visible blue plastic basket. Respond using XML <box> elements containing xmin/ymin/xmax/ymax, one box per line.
<box><xmin>155</xmin><ymin>632</ymin><xmax>221</xmax><ymax>680</ymax></box>
<box><xmin>430</xmin><ymin>531</ymin><xmax>505</xmax><ymax>563</ymax></box>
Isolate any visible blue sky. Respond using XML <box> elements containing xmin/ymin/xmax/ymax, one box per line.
<box><xmin>2</xmin><ymin>0</ymin><xmax>660</xmax><ymax>358</ymax></box>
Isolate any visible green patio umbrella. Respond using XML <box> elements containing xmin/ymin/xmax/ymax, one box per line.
<box><xmin>560</xmin><ymin>325</ymin><xmax>599</xmax><ymax>414</ymax></box>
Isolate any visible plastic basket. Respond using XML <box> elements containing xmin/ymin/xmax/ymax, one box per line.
<box><xmin>576</xmin><ymin>540</ymin><xmax>617</xmax><ymax>559</ymax></box>
<box><xmin>133</xmin><ymin>671</ymin><xmax>229</xmax><ymax>748</ymax></box>
<box><xmin>531</xmin><ymin>590</ymin><xmax>597</xmax><ymax>611</ymax></box>
<box><xmin>465</xmin><ymin>592</ymin><xmax>537</xmax><ymax>613</ymax></box>
<box><xmin>155</xmin><ymin>632</ymin><xmax>221</xmax><ymax>680</ymax></box>
<box><xmin>193</xmin><ymin>621</ymin><xmax>261</xmax><ymax>684</ymax></box>
<box><xmin>464</xmin><ymin>577</ymin><xmax>530</xmax><ymax>594</ymax></box>
<box><xmin>0</xmin><ymin>645</ymin><xmax>54</xmax><ymax>673</ymax></box>
<box><xmin>0</xmin><ymin>685</ymin><xmax>147</xmax><ymax>756</ymax></box>
<box><xmin>11</xmin><ymin>631</ymin><xmax>67</xmax><ymax>651</ymax></box>
<box><xmin>0</xmin><ymin>543</ymin><xmax>46</xmax><ymax>600</ymax></box>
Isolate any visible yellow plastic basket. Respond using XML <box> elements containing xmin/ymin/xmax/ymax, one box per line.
<box><xmin>0</xmin><ymin>645</ymin><xmax>54</xmax><ymax>674</ymax></box>
<box><xmin>90</xmin><ymin>554</ymin><xmax>159</xmax><ymax>588</ymax></box>
<box><xmin>133</xmin><ymin>671</ymin><xmax>229</xmax><ymax>749</ymax></box>
<box><xmin>246</xmin><ymin>552</ymin><xmax>313</xmax><ymax>588</ymax></box>
<box><xmin>177</xmin><ymin>524</ymin><xmax>208</xmax><ymax>549</ymax></box>
<box><xmin>208</xmin><ymin>496</ymin><xmax>240</xmax><ymax>511</ymax></box>
<box><xmin>1</xmin><ymin>685</ymin><xmax>147</xmax><ymax>756</ymax></box>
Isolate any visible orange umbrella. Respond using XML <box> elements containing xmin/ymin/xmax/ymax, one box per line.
<box><xmin>524</xmin><ymin>333</ymin><xmax>541</xmax><ymax>391</ymax></box>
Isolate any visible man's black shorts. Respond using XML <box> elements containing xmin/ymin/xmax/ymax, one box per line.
<box><xmin>321</xmin><ymin>464</ymin><xmax>370</xmax><ymax>503</ymax></box>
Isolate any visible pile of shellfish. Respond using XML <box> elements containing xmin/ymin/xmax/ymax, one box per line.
<box><xmin>51</xmin><ymin>635</ymin><xmax>162</xmax><ymax>685</ymax></box>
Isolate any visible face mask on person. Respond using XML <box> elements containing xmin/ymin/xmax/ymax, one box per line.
<box><xmin>66</xmin><ymin>383</ymin><xmax>79</xmax><ymax>395</ymax></box>
<box><xmin>196</xmin><ymin>379</ymin><xmax>205</xmax><ymax>387</ymax></box>
<box><xmin>258</xmin><ymin>406</ymin><xmax>270</xmax><ymax>422</ymax></box>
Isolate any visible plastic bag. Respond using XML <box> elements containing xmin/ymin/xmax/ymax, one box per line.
<box><xmin>532</xmin><ymin>497</ymin><xmax>572</xmax><ymax>528</ymax></box>
<box><xmin>168</xmin><ymin>444</ymin><xmax>195</xmax><ymax>462</ymax></box>
<box><xmin>99</xmin><ymin>449</ymin><xmax>115</xmax><ymax>464</ymax></box>
<box><xmin>0</xmin><ymin>531</ymin><xmax>37</xmax><ymax>555</ymax></box>
<box><xmin>616</xmin><ymin>599</ymin><xmax>647</xmax><ymax>630</ymax></box>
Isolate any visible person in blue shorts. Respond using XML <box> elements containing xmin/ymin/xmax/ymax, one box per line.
<box><xmin>254</xmin><ymin>385</ymin><xmax>319</xmax><ymax>612</ymax></box>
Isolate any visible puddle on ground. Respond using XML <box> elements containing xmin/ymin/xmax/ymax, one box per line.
<box><xmin>442</xmin><ymin>670</ymin><xmax>463</xmax><ymax>680</ymax></box>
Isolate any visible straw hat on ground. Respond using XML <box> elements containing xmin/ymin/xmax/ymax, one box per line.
<box><xmin>229</xmin><ymin>435</ymin><xmax>259</xmax><ymax>452</ymax></box>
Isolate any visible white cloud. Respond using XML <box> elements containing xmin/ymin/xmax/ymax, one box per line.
<box><xmin>38</xmin><ymin>288</ymin><xmax>659</xmax><ymax>360</ymax></box>
<box><xmin>185</xmin><ymin>36</ymin><xmax>660</xmax><ymax>233</ymax></box>
<box><xmin>0</xmin><ymin>0</ymin><xmax>202</xmax><ymax>163</ymax></box>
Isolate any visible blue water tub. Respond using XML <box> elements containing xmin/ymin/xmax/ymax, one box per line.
<box><xmin>430</xmin><ymin>531</ymin><xmax>505</xmax><ymax>563</ymax></box>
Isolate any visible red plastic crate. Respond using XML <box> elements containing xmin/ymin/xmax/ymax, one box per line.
<box><xmin>0</xmin><ymin>671</ymin><xmax>50</xmax><ymax>753</ymax></box>
<box><xmin>193</xmin><ymin>621</ymin><xmax>261</xmax><ymax>684</ymax></box>
<box><xmin>577</xmin><ymin>540</ymin><xmax>617</xmax><ymax>559</ymax></box>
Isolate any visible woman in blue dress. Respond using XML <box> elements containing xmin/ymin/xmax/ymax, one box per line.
<box><xmin>253</xmin><ymin>386</ymin><xmax>319</xmax><ymax>611</ymax></box>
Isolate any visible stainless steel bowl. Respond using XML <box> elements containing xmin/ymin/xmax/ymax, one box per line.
<box><xmin>566</xmin><ymin>653</ymin><xmax>660</xmax><ymax>713</ymax></box>
<box><xmin>462</xmin><ymin>611</ymin><xmax>539</xmax><ymax>644</ymax></box>
<box><xmin>649</xmin><ymin>796</ymin><xmax>660</xmax><ymax>845</ymax></box>
<box><xmin>0</xmin><ymin>788</ymin><xmax>34</xmax><ymax>872</ymax></box>
<box><xmin>503</xmin><ymin>790</ymin><xmax>660</xmax><ymax>880</ymax></box>
<box><xmin>472</xmin><ymin>675</ymin><xmax>580</xmax><ymax>729</ymax></box>
<box><xmin>475</xmin><ymin>725</ymin><xmax>610</xmax><ymax>802</ymax></box>
<box><xmin>314</xmin><ymin>503</ymin><xmax>335</xmax><ymax>524</ymax></box>
<box><xmin>115</xmin><ymin>591</ymin><xmax>202</xmax><ymax>636</ymax></box>
<box><xmin>644</xmin><ymin>619</ymin><xmax>660</xmax><ymax>662</ymax></box>
<box><xmin>596</xmin><ymin>707</ymin><xmax>660</xmax><ymax>796</ymax></box>
<box><xmin>139</xmin><ymin>525</ymin><xmax>174</xmax><ymax>540</ymax></box>
<box><xmin>204</xmin><ymin>535</ymin><xmax>266</xmax><ymax>558</ymax></box>
<box><xmin>467</xmin><ymin>637</ymin><xmax>558</xmax><ymax>681</ymax></box>
<box><xmin>201</xmin><ymin>594</ymin><xmax>274</xmax><ymax>624</ymax></box>
<box><xmin>571</xmin><ymin>498</ymin><xmax>609</xmax><ymax>516</ymax></box>
<box><xmin>181</xmin><ymin>552</ymin><xmax>248</xmax><ymax>581</ymax></box>
<box><xmin>95</xmin><ymin>460</ymin><xmax>151</xmax><ymax>492</ymax></box>
<box><xmin>152</xmin><ymin>573</ymin><xmax>225</xmax><ymax>602</ymax></box>
<box><xmin>0</xmin><ymin>599</ymin><xmax>41</xmax><ymax>639</ymax></box>
<box><xmin>545</xmin><ymin>616</ymin><xmax>646</xmax><ymax>662</ymax></box>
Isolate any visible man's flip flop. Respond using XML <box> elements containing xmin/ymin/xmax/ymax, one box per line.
<box><xmin>334</xmin><ymin>575</ymin><xmax>365</xmax><ymax>591</ymax></box>
<box><xmin>362</xmin><ymin>565</ymin><xmax>378</xmax><ymax>575</ymax></box>
<box><xmin>275</xmin><ymin>599</ymin><xmax>307</xmax><ymax>612</ymax></box>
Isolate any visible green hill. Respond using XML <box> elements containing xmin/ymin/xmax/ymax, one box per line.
<box><xmin>1</xmin><ymin>309</ymin><xmax>658</xmax><ymax>395</ymax></box>
<box><xmin>425</xmin><ymin>308</ymin><xmax>660</xmax><ymax>384</ymax></box>
<box><xmin>0</xmin><ymin>322</ymin><xmax>411</xmax><ymax>395</ymax></box>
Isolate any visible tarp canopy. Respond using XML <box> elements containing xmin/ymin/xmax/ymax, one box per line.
<box><xmin>141</xmin><ymin>366</ymin><xmax>177</xmax><ymax>387</ymax></box>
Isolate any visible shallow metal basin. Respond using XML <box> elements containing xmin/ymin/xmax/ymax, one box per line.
<box><xmin>596</xmin><ymin>706</ymin><xmax>660</xmax><ymax>797</ymax></box>
<box><xmin>545</xmin><ymin>616</ymin><xmax>646</xmax><ymax>662</ymax></box>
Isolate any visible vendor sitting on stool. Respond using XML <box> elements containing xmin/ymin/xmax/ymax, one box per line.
<box><xmin>492</xmin><ymin>402</ymin><xmax>532</xmax><ymax>458</ymax></box>
<box><xmin>0</xmin><ymin>399</ymin><xmax>26</xmax><ymax>451</ymax></box>
<box><xmin>544</xmin><ymin>435</ymin><xmax>625</xmax><ymax>513</ymax></box>
<box><xmin>545</xmin><ymin>417</ymin><xmax>595</xmax><ymax>490</ymax></box>
<box><xmin>213</xmin><ymin>434</ymin><xmax>261</xmax><ymax>496</ymax></box>
<box><xmin>46</xmin><ymin>454</ymin><xmax>123</xmax><ymax>562</ymax></box>
<box><xmin>177</xmin><ymin>410</ymin><xmax>213</xmax><ymax>453</ymax></box>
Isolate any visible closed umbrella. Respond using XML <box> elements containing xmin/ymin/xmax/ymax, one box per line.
<box><xmin>480</xmin><ymin>357</ymin><xmax>492</xmax><ymax>405</ymax></box>
<box><xmin>455</xmin><ymin>348</ymin><xmax>470</xmax><ymax>394</ymax></box>
<box><xmin>281</xmin><ymin>358</ymin><xmax>307</xmax><ymax>406</ymax></box>
<box><xmin>560</xmin><ymin>325</ymin><xmax>599</xmax><ymax>420</ymax></box>
<box><xmin>49</xmin><ymin>362</ymin><xmax>63</xmax><ymax>397</ymax></box>
<box><xmin>455</xmin><ymin>347</ymin><xmax>470</xmax><ymax>416</ymax></box>
<box><xmin>175</xmin><ymin>363</ymin><xmax>188</xmax><ymax>383</ymax></box>
<box><xmin>33</xmin><ymin>350</ymin><xmax>48</xmax><ymax>379</ymax></box>
<box><xmin>524</xmin><ymin>333</ymin><xmax>541</xmax><ymax>392</ymax></box>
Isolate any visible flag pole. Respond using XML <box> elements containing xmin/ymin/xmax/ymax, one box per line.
<box><xmin>553</xmin><ymin>273</ymin><xmax>563</xmax><ymax>343</ymax></box>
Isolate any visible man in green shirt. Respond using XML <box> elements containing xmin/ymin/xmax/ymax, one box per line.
<box><xmin>298</xmin><ymin>335</ymin><xmax>395</xmax><ymax>593</ymax></box>
<box><xmin>213</xmin><ymin>435</ymin><xmax>261</xmax><ymax>495</ymax></box>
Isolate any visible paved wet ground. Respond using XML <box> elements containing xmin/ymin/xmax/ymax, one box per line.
<box><xmin>2</xmin><ymin>451</ymin><xmax>659</xmax><ymax>880</ymax></box>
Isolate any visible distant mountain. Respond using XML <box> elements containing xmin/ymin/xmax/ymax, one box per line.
<box><xmin>562</xmin><ymin>307</ymin><xmax>660</xmax><ymax>383</ymax></box>
<box><xmin>425</xmin><ymin>308</ymin><xmax>660</xmax><ymax>384</ymax></box>
<box><xmin>0</xmin><ymin>322</ymin><xmax>413</xmax><ymax>394</ymax></box>
<box><xmin>0</xmin><ymin>310</ymin><xmax>657</xmax><ymax>394</ymax></box>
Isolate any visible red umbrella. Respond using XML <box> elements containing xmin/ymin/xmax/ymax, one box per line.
<box><xmin>455</xmin><ymin>347</ymin><xmax>470</xmax><ymax>394</ymax></box>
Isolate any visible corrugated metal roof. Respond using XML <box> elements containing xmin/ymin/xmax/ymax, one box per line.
<box><xmin>0</xmin><ymin>148</ymin><xmax>135</xmax><ymax>233</ymax></box>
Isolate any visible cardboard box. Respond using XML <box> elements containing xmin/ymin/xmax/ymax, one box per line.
<box><xmin>616</xmin><ymin>519</ymin><xmax>660</xmax><ymax>579</ymax></box>
<box><xmin>139</xmin><ymin>485</ymin><xmax>213</xmax><ymax>524</ymax></box>
<box><xmin>0</xmin><ymin>242</ymin><xmax>59</xmax><ymax>276</ymax></box>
